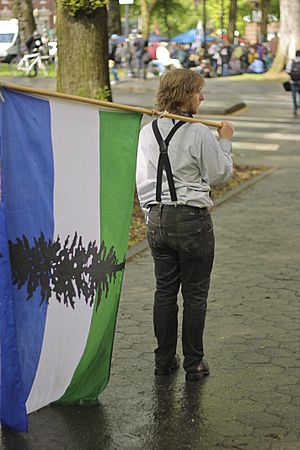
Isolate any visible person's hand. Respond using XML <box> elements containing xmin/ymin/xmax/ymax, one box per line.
<box><xmin>217</xmin><ymin>121</ymin><xmax>234</xmax><ymax>140</ymax></box>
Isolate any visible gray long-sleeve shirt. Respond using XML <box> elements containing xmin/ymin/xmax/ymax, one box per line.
<box><xmin>136</xmin><ymin>118</ymin><xmax>233</xmax><ymax>210</ymax></box>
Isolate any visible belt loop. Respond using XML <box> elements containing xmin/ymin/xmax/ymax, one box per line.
<box><xmin>159</xmin><ymin>203</ymin><xmax>163</xmax><ymax>221</ymax></box>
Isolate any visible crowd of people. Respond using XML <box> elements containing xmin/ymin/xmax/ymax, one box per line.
<box><xmin>108</xmin><ymin>31</ymin><xmax>276</xmax><ymax>82</ymax></box>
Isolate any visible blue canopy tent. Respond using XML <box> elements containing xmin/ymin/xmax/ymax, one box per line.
<box><xmin>148</xmin><ymin>33</ymin><xmax>169</xmax><ymax>43</ymax></box>
<box><xmin>171</xmin><ymin>29</ymin><xmax>217</xmax><ymax>44</ymax></box>
<box><xmin>110</xmin><ymin>34</ymin><xmax>126</xmax><ymax>44</ymax></box>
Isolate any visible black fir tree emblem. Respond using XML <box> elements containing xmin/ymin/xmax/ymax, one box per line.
<box><xmin>8</xmin><ymin>232</ymin><xmax>125</xmax><ymax>310</ymax></box>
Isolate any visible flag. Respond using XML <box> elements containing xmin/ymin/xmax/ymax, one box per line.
<box><xmin>192</xmin><ymin>20</ymin><xmax>203</xmax><ymax>50</ymax></box>
<box><xmin>0</xmin><ymin>87</ymin><xmax>141</xmax><ymax>432</ymax></box>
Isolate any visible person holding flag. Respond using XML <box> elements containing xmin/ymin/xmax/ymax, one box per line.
<box><xmin>136</xmin><ymin>69</ymin><xmax>234</xmax><ymax>381</ymax></box>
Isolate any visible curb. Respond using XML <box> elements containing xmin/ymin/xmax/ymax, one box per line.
<box><xmin>126</xmin><ymin>238</ymin><xmax>149</xmax><ymax>261</ymax></box>
<box><xmin>125</xmin><ymin>167</ymin><xmax>278</xmax><ymax>261</ymax></box>
<box><xmin>224</xmin><ymin>102</ymin><xmax>246</xmax><ymax>114</ymax></box>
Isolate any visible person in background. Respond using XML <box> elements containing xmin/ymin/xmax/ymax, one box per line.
<box><xmin>142</xmin><ymin>41</ymin><xmax>153</xmax><ymax>79</ymax></box>
<box><xmin>286</xmin><ymin>50</ymin><xmax>300</xmax><ymax>116</ymax></box>
<box><xmin>240</xmin><ymin>43</ymin><xmax>250</xmax><ymax>73</ymax></box>
<box><xmin>247</xmin><ymin>57</ymin><xmax>265</xmax><ymax>74</ymax></box>
<box><xmin>134</xmin><ymin>32</ymin><xmax>146</xmax><ymax>78</ymax></box>
<box><xmin>25</xmin><ymin>30</ymin><xmax>43</xmax><ymax>76</ymax></box>
<box><xmin>155</xmin><ymin>42</ymin><xmax>182</xmax><ymax>72</ymax></box>
<box><xmin>263</xmin><ymin>48</ymin><xmax>273</xmax><ymax>70</ymax></box>
<box><xmin>25</xmin><ymin>30</ymin><xmax>43</xmax><ymax>55</ymax></box>
<box><xmin>136</xmin><ymin>69</ymin><xmax>234</xmax><ymax>381</ymax></box>
<box><xmin>220</xmin><ymin>43</ymin><xmax>231</xmax><ymax>77</ymax></box>
<box><xmin>229</xmin><ymin>44</ymin><xmax>243</xmax><ymax>75</ymax></box>
<box><xmin>172</xmin><ymin>44</ymin><xmax>189</xmax><ymax>68</ymax></box>
<box><xmin>208</xmin><ymin>42</ymin><xmax>221</xmax><ymax>77</ymax></box>
<box><xmin>109</xmin><ymin>34</ymin><xmax>120</xmax><ymax>83</ymax></box>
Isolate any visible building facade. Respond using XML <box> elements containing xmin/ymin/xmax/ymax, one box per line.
<box><xmin>0</xmin><ymin>0</ymin><xmax>56</xmax><ymax>32</ymax></box>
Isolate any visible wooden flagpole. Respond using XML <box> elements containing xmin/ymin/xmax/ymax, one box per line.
<box><xmin>0</xmin><ymin>81</ymin><xmax>223</xmax><ymax>129</ymax></box>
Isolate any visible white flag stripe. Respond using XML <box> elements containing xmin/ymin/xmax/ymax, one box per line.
<box><xmin>26</xmin><ymin>99</ymin><xmax>100</xmax><ymax>413</ymax></box>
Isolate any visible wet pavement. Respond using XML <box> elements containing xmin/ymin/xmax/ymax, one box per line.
<box><xmin>1</xmin><ymin>79</ymin><xmax>300</xmax><ymax>449</ymax></box>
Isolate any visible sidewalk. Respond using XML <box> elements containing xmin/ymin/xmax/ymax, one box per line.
<box><xmin>100</xmin><ymin>167</ymin><xmax>300</xmax><ymax>450</ymax></box>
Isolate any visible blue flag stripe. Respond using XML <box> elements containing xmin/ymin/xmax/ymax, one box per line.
<box><xmin>0</xmin><ymin>180</ymin><xmax>27</xmax><ymax>429</ymax></box>
<box><xmin>1</xmin><ymin>89</ymin><xmax>54</xmax><ymax>400</ymax></box>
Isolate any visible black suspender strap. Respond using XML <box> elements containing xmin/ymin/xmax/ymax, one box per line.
<box><xmin>152</xmin><ymin>119</ymin><xmax>186</xmax><ymax>203</ymax></box>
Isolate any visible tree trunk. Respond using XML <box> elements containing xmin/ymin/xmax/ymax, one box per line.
<box><xmin>227</xmin><ymin>0</ymin><xmax>237</xmax><ymax>43</ymax></box>
<box><xmin>56</xmin><ymin>3</ymin><xmax>111</xmax><ymax>101</ymax></box>
<box><xmin>140</xmin><ymin>0</ymin><xmax>158</xmax><ymax>39</ymax></box>
<box><xmin>108</xmin><ymin>0</ymin><xmax>122</xmax><ymax>36</ymax></box>
<box><xmin>13</xmin><ymin>0</ymin><xmax>35</xmax><ymax>49</ymax></box>
<box><xmin>260</xmin><ymin>0</ymin><xmax>270</xmax><ymax>42</ymax></box>
<box><xmin>269</xmin><ymin>0</ymin><xmax>300</xmax><ymax>73</ymax></box>
<box><xmin>140</xmin><ymin>0</ymin><xmax>150</xmax><ymax>39</ymax></box>
<box><xmin>162</xmin><ymin>0</ymin><xmax>171</xmax><ymax>38</ymax></box>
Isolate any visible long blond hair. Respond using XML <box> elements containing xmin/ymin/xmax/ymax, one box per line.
<box><xmin>156</xmin><ymin>69</ymin><xmax>204</xmax><ymax>114</ymax></box>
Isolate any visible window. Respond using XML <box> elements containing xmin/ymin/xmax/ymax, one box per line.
<box><xmin>0</xmin><ymin>33</ymin><xmax>14</xmax><ymax>44</ymax></box>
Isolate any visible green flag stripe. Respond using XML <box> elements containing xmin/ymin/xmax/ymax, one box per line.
<box><xmin>57</xmin><ymin>110</ymin><xmax>141</xmax><ymax>404</ymax></box>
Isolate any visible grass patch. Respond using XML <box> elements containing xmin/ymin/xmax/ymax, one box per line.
<box><xmin>129</xmin><ymin>164</ymin><xmax>267</xmax><ymax>247</ymax></box>
<box><xmin>0</xmin><ymin>62</ymin><xmax>56</xmax><ymax>78</ymax></box>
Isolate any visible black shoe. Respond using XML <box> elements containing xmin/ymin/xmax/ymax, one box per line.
<box><xmin>155</xmin><ymin>354</ymin><xmax>180</xmax><ymax>376</ymax></box>
<box><xmin>185</xmin><ymin>359</ymin><xmax>210</xmax><ymax>381</ymax></box>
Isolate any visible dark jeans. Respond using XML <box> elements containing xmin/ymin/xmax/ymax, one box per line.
<box><xmin>291</xmin><ymin>82</ymin><xmax>300</xmax><ymax>112</ymax></box>
<box><xmin>147</xmin><ymin>204</ymin><xmax>215</xmax><ymax>371</ymax></box>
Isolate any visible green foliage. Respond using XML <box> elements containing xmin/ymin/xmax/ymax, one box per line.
<box><xmin>270</xmin><ymin>0</ymin><xmax>280</xmax><ymax>18</ymax></box>
<box><xmin>126</xmin><ymin>0</ymin><xmax>279</xmax><ymax>39</ymax></box>
<box><xmin>130</xmin><ymin>0</ymin><xmax>199</xmax><ymax>36</ymax></box>
<box><xmin>95</xmin><ymin>85</ymin><xmax>111</xmax><ymax>101</ymax></box>
<box><xmin>153</xmin><ymin>0</ymin><xmax>197</xmax><ymax>36</ymax></box>
<box><xmin>75</xmin><ymin>85</ymin><xmax>111</xmax><ymax>100</ymax></box>
<box><xmin>61</xmin><ymin>0</ymin><xmax>107</xmax><ymax>17</ymax></box>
